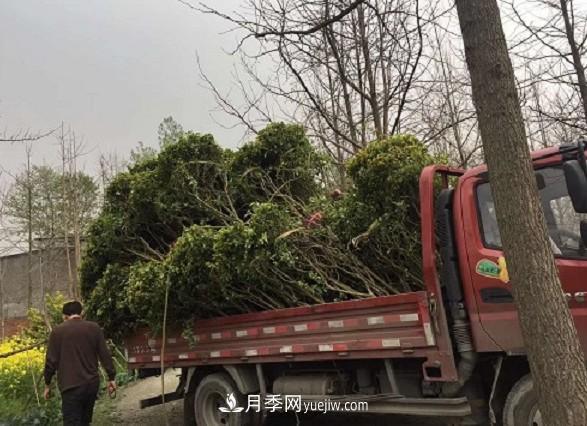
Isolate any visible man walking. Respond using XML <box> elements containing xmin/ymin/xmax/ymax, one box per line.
<box><xmin>44</xmin><ymin>301</ymin><xmax>117</xmax><ymax>426</ymax></box>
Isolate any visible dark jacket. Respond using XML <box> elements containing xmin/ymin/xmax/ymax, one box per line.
<box><xmin>44</xmin><ymin>318</ymin><xmax>116</xmax><ymax>392</ymax></box>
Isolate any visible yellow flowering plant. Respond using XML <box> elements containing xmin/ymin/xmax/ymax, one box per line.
<box><xmin>0</xmin><ymin>337</ymin><xmax>45</xmax><ymax>400</ymax></box>
<box><xmin>0</xmin><ymin>336</ymin><xmax>62</xmax><ymax>424</ymax></box>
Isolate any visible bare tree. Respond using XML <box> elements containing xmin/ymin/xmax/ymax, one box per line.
<box><xmin>190</xmin><ymin>0</ymin><xmax>495</xmax><ymax>178</ymax></box>
<box><xmin>194</xmin><ymin>1</ymin><xmax>439</xmax><ymax>160</ymax></box>
<box><xmin>416</xmin><ymin>22</ymin><xmax>482</xmax><ymax>167</ymax></box>
<box><xmin>0</xmin><ymin>256</ymin><xmax>4</xmax><ymax>341</ymax></box>
<box><xmin>2</xmin><ymin>128</ymin><xmax>98</xmax><ymax>302</ymax></box>
<box><xmin>189</xmin><ymin>0</ymin><xmax>587</xmax><ymax>174</ymax></box>
<box><xmin>98</xmin><ymin>152</ymin><xmax>126</xmax><ymax>201</ymax></box>
<box><xmin>1</xmin><ymin>121</ymin><xmax>55</xmax><ymax>311</ymax></box>
<box><xmin>58</xmin><ymin>125</ymin><xmax>75</xmax><ymax>298</ymax></box>
<box><xmin>455</xmin><ymin>0</ymin><xmax>587</xmax><ymax>423</ymax></box>
<box><xmin>0</xmin><ymin>176</ymin><xmax>6</xmax><ymax>341</ymax></box>
<box><xmin>0</xmin><ymin>128</ymin><xmax>54</xmax><ymax>143</ymax></box>
<box><xmin>57</xmin><ymin>125</ymin><xmax>95</xmax><ymax>299</ymax></box>
<box><xmin>25</xmin><ymin>146</ymin><xmax>34</xmax><ymax>309</ymax></box>
<box><xmin>507</xmin><ymin>0</ymin><xmax>587</xmax><ymax>145</ymax></box>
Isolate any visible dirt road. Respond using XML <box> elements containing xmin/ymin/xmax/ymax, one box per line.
<box><xmin>104</xmin><ymin>370</ymin><xmax>449</xmax><ymax>426</ymax></box>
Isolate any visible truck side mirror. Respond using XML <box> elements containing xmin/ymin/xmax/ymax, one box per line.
<box><xmin>564</xmin><ymin>160</ymin><xmax>587</xmax><ymax>213</ymax></box>
<box><xmin>582</xmin><ymin>220</ymin><xmax>587</xmax><ymax>247</ymax></box>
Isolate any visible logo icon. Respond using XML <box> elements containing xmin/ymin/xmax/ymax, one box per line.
<box><xmin>219</xmin><ymin>393</ymin><xmax>244</xmax><ymax>413</ymax></box>
<box><xmin>475</xmin><ymin>257</ymin><xmax>509</xmax><ymax>283</ymax></box>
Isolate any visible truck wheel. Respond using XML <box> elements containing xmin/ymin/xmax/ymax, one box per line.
<box><xmin>184</xmin><ymin>386</ymin><xmax>196</xmax><ymax>425</ymax></box>
<box><xmin>194</xmin><ymin>372</ymin><xmax>253</xmax><ymax>426</ymax></box>
<box><xmin>503</xmin><ymin>375</ymin><xmax>542</xmax><ymax>426</ymax></box>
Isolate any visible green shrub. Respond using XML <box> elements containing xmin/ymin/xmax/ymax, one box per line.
<box><xmin>125</xmin><ymin>261</ymin><xmax>167</xmax><ymax>332</ymax></box>
<box><xmin>229</xmin><ymin>123</ymin><xmax>323</xmax><ymax>213</ymax></box>
<box><xmin>165</xmin><ymin>225</ymin><xmax>219</xmax><ymax>321</ymax></box>
<box><xmin>80</xmin><ymin>212</ymin><xmax>132</xmax><ymax>298</ymax></box>
<box><xmin>23</xmin><ymin>293</ymin><xmax>66</xmax><ymax>342</ymax></box>
<box><xmin>81</xmin><ymin>133</ymin><xmax>225</xmax><ymax>300</ymax></box>
<box><xmin>85</xmin><ymin>264</ymin><xmax>135</xmax><ymax>339</ymax></box>
<box><xmin>331</xmin><ymin>135</ymin><xmax>437</xmax><ymax>290</ymax></box>
<box><xmin>347</xmin><ymin>134</ymin><xmax>433</xmax><ymax>215</ymax></box>
<box><xmin>155</xmin><ymin>132</ymin><xmax>226</xmax><ymax>227</ymax></box>
<box><xmin>83</xmin><ymin>124</ymin><xmax>434</xmax><ymax>335</ymax></box>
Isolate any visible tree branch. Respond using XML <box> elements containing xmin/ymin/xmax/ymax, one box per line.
<box><xmin>254</xmin><ymin>0</ymin><xmax>367</xmax><ymax>38</ymax></box>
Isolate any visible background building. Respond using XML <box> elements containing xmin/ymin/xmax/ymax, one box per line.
<box><xmin>0</xmin><ymin>243</ymin><xmax>77</xmax><ymax>339</ymax></box>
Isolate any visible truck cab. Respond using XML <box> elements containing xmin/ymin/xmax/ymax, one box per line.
<box><xmin>459</xmin><ymin>154</ymin><xmax>587</xmax><ymax>354</ymax></box>
<box><xmin>427</xmin><ymin>143</ymin><xmax>587</xmax><ymax>424</ymax></box>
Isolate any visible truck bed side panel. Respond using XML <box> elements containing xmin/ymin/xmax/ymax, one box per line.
<box><xmin>125</xmin><ymin>292</ymin><xmax>457</xmax><ymax>381</ymax></box>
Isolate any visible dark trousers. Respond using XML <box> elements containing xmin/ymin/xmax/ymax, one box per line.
<box><xmin>61</xmin><ymin>380</ymin><xmax>100</xmax><ymax>426</ymax></box>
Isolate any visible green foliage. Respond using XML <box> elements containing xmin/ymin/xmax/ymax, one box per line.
<box><xmin>83</xmin><ymin>123</ymin><xmax>434</xmax><ymax>336</ymax></box>
<box><xmin>323</xmin><ymin>193</ymin><xmax>379</xmax><ymax>242</ymax></box>
<box><xmin>121</xmin><ymin>132</ymin><xmax>225</xmax><ymax>235</ymax></box>
<box><xmin>0</xmin><ymin>397</ymin><xmax>61</xmax><ymax>426</ymax></box>
<box><xmin>341</xmin><ymin>202</ymin><xmax>424</xmax><ymax>292</ymax></box>
<box><xmin>126</xmin><ymin>262</ymin><xmax>167</xmax><ymax>332</ymax></box>
<box><xmin>23</xmin><ymin>293</ymin><xmax>67</xmax><ymax>342</ymax></box>
<box><xmin>4</xmin><ymin>165</ymin><xmax>99</xmax><ymax>240</ymax></box>
<box><xmin>80</xmin><ymin>132</ymin><xmax>225</xmax><ymax>300</ymax></box>
<box><xmin>155</xmin><ymin>132</ymin><xmax>226</xmax><ymax>228</ymax></box>
<box><xmin>129</xmin><ymin>141</ymin><xmax>158</xmax><ymax>167</ymax></box>
<box><xmin>158</xmin><ymin>116</ymin><xmax>184</xmax><ymax>148</ymax></box>
<box><xmin>80</xmin><ymin>213</ymin><xmax>133</xmax><ymax>298</ymax></box>
<box><xmin>329</xmin><ymin>135</ymin><xmax>437</xmax><ymax>290</ymax></box>
<box><xmin>128</xmin><ymin>117</ymin><xmax>184</xmax><ymax>166</ymax></box>
<box><xmin>229</xmin><ymin>123</ymin><xmax>323</xmax><ymax>213</ymax></box>
<box><xmin>85</xmin><ymin>264</ymin><xmax>135</xmax><ymax>339</ymax></box>
<box><xmin>347</xmin><ymin>134</ymin><xmax>432</xmax><ymax>214</ymax></box>
<box><xmin>165</xmin><ymin>225</ymin><xmax>219</xmax><ymax>319</ymax></box>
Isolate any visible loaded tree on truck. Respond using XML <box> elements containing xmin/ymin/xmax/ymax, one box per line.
<box><xmin>125</xmin><ymin>141</ymin><xmax>587</xmax><ymax>426</ymax></box>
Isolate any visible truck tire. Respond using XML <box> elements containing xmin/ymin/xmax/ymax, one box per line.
<box><xmin>502</xmin><ymin>375</ymin><xmax>542</xmax><ymax>426</ymax></box>
<box><xmin>184</xmin><ymin>386</ymin><xmax>196</xmax><ymax>426</ymax></box>
<box><xmin>194</xmin><ymin>372</ymin><xmax>255</xmax><ymax>426</ymax></box>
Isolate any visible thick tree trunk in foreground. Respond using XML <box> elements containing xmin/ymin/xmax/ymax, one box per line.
<box><xmin>455</xmin><ymin>0</ymin><xmax>587</xmax><ymax>424</ymax></box>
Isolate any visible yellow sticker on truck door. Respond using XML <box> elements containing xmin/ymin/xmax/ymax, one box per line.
<box><xmin>476</xmin><ymin>257</ymin><xmax>510</xmax><ymax>283</ymax></box>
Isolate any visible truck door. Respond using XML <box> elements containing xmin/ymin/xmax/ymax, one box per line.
<box><xmin>463</xmin><ymin>165</ymin><xmax>587</xmax><ymax>353</ymax></box>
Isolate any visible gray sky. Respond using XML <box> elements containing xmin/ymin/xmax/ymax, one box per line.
<box><xmin>0</xmin><ymin>0</ymin><xmax>245</xmax><ymax>183</ymax></box>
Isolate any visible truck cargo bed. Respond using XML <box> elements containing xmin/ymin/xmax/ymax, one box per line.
<box><xmin>125</xmin><ymin>291</ymin><xmax>454</xmax><ymax>380</ymax></box>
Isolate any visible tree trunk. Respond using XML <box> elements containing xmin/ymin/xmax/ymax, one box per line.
<box><xmin>0</xmin><ymin>258</ymin><xmax>5</xmax><ymax>341</ymax></box>
<box><xmin>436</xmin><ymin>33</ymin><xmax>466</xmax><ymax>167</ymax></box>
<box><xmin>357</xmin><ymin>4</ymin><xmax>383</xmax><ymax>140</ymax></box>
<box><xmin>61</xmin><ymin>124</ymin><xmax>75</xmax><ymax>298</ymax></box>
<box><xmin>26</xmin><ymin>149</ymin><xmax>33</xmax><ymax>310</ymax></box>
<box><xmin>72</xmin><ymin>145</ymin><xmax>81</xmax><ymax>300</ymax></box>
<box><xmin>455</xmin><ymin>0</ymin><xmax>587</xmax><ymax>424</ymax></box>
<box><xmin>324</xmin><ymin>25</ymin><xmax>359</xmax><ymax>148</ymax></box>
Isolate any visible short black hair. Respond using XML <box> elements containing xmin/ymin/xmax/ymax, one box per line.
<box><xmin>62</xmin><ymin>301</ymin><xmax>83</xmax><ymax>316</ymax></box>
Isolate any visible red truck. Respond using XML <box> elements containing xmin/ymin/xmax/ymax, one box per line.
<box><xmin>124</xmin><ymin>143</ymin><xmax>587</xmax><ymax>426</ymax></box>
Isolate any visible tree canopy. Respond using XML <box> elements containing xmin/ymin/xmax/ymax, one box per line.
<box><xmin>4</xmin><ymin>165</ymin><xmax>98</xmax><ymax>244</ymax></box>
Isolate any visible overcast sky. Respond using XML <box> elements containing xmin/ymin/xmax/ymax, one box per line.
<box><xmin>0</xmin><ymin>0</ymin><xmax>246</xmax><ymax>184</ymax></box>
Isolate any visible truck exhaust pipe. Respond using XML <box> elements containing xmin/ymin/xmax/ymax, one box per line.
<box><xmin>442</xmin><ymin>319</ymin><xmax>478</xmax><ymax>397</ymax></box>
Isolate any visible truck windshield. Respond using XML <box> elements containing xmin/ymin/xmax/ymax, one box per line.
<box><xmin>477</xmin><ymin>166</ymin><xmax>587</xmax><ymax>258</ymax></box>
